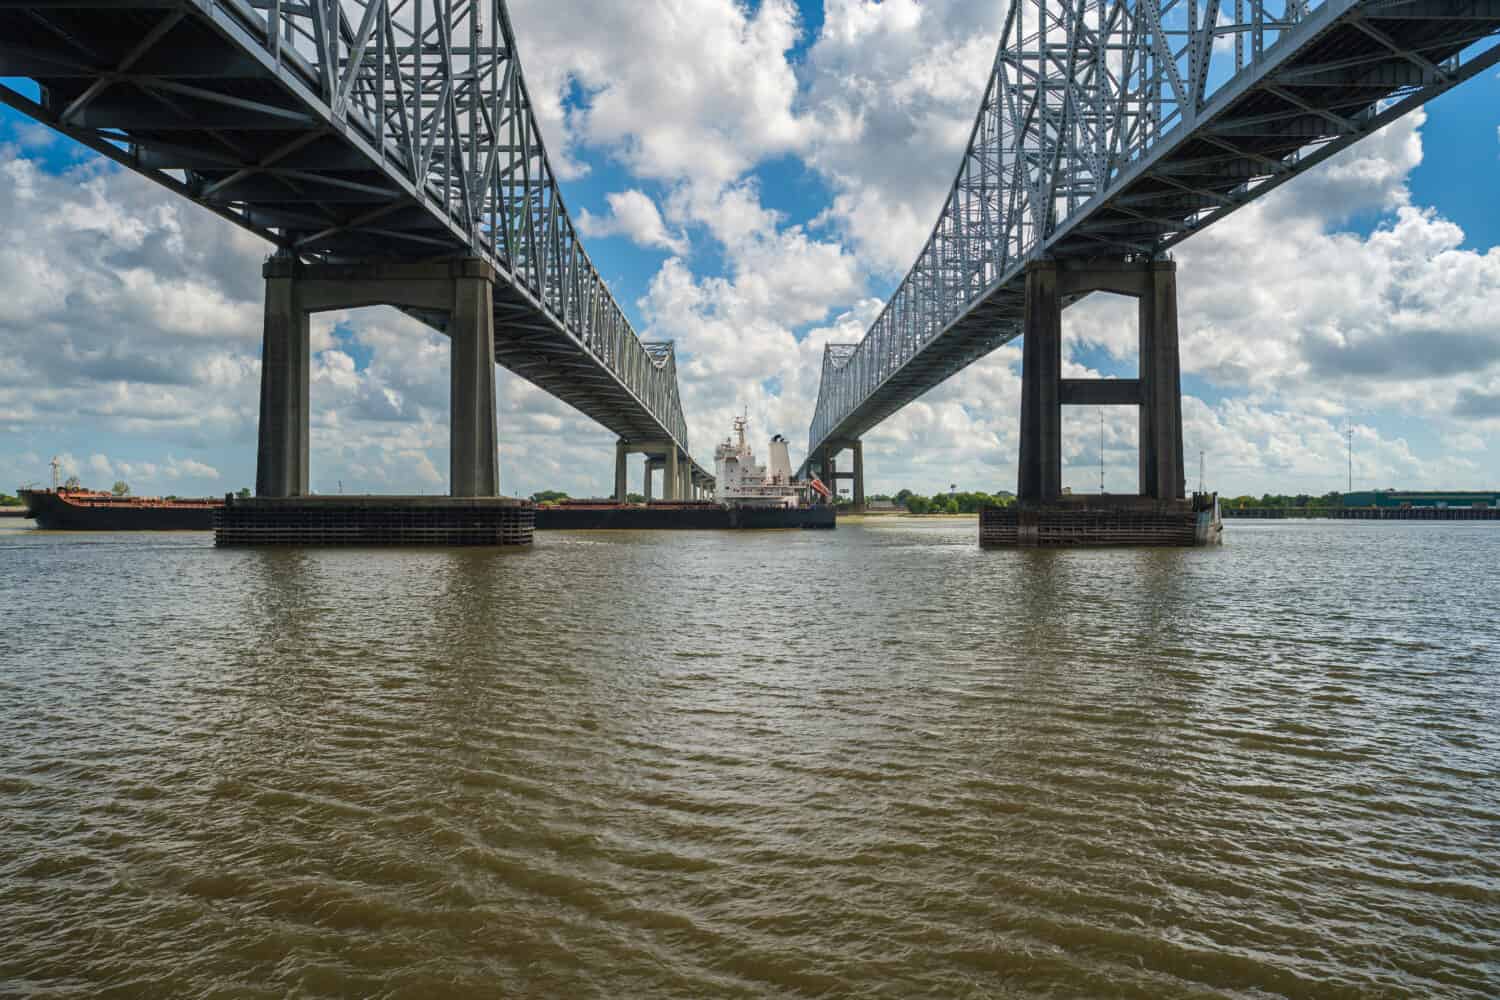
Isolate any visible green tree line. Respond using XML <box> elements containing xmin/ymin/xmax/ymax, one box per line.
<box><xmin>876</xmin><ymin>489</ymin><xmax>1017</xmax><ymax>514</ymax></box>
<box><xmin>1224</xmin><ymin>491</ymin><xmax>1346</xmax><ymax>509</ymax></box>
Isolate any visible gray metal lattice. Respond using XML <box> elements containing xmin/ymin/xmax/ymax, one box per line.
<box><xmin>804</xmin><ymin>0</ymin><xmax>1500</xmax><ymax>469</ymax></box>
<box><xmin>0</xmin><ymin>0</ymin><xmax>705</xmax><ymax>475</ymax></box>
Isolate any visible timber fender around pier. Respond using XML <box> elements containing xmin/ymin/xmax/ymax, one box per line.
<box><xmin>980</xmin><ymin>495</ymin><xmax>1222</xmax><ymax>548</ymax></box>
<box><xmin>215</xmin><ymin>495</ymin><xmax>534</xmax><ymax>546</ymax></box>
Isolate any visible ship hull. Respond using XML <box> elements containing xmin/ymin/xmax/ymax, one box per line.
<box><xmin>535</xmin><ymin>503</ymin><xmax>835</xmax><ymax>530</ymax></box>
<box><xmin>19</xmin><ymin>490</ymin><xmax>219</xmax><ymax>531</ymax></box>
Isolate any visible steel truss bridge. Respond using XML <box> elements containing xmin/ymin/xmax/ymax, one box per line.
<box><xmin>801</xmin><ymin>0</ymin><xmax>1500</xmax><ymax>476</ymax></box>
<box><xmin>0</xmin><ymin>0</ymin><xmax>713</xmax><ymax>492</ymax></box>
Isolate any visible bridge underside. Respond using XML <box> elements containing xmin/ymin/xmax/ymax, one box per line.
<box><xmin>804</xmin><ymin>0</ymin><xmax>1500</xmax><ymax>474</ymax></box>
<box><xmin>0</xmin><ymin>1</ymin><xmax>713</xmax><ymax>488</ymax></box>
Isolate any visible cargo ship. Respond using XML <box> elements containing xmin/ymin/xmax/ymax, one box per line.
<box><xmin>17</xmin><ymin>488</ymin><xmax>221</xmax><ymax>530</ymax></box>
<box><xmin>536</xmin><ymin>416</ymin><xmax>836</xmax><ymax>530</ymax></box>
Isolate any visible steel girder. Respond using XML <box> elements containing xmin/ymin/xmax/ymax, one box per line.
<box><xmin>0</xmin><ymin>0</ymin><xmax>711</xmax><ymax>483</ymax></box>
<box><xmin>802</xmin><ymin>0</ymin><xmax>1500</xmax><ymax>472</ymax></box>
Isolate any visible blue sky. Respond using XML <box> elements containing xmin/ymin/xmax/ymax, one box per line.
<box><xmin>2</xmin><ymin>0</ymin><xmax>1499</xmax><ymax>501</ymax></box>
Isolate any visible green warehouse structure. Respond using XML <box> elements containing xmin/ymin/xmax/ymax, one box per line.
<box><xmin>1343</xmin><ymin>490</ymin><xmax>1500</xmax><ymax>509</ymax></box>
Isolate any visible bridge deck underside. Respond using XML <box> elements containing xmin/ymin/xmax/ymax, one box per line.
<box><xmin>0</xmin><ymin>2</ymin><xmax>711</xmax><ymax>481</ymax></box>
<box><xmin>0</xmin><ymin>7</ymin><xmax>456</xmax><ymax>259</ymax></box>
<box><xmin>811</xmin><ymin>0</ymin><xmax>1500</xmax><ymax>461</ymax></box>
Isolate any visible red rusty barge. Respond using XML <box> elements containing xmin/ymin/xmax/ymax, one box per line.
<box><xmin>17</xmin><ymin>488</ymin><xmax>221</xmax><ymax>530</ymax></box>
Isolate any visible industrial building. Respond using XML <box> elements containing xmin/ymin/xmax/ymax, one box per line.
<box><xmin>1343</xmin><ymin>491</ymin><xmax>1500</xmax><ymax>509</ymax></box>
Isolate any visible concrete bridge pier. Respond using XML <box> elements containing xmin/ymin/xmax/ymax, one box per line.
<box><xmin>814</xmin><ymin>440</ymin><xmax>864</xmax><ymax>508</ymax></box>
<box><xmin>619</xmin><ymin>440</ymin><xmax>694</xmax><ymax>501</ymax></box>
<box><xmin>448</xmin><ymin>264</ymin><xmax>499</xmax><ymax>498</ymax></box>
<box><xmin>256</xmin><ymin>255</ymin><xmax>500</xmax><ymax>498</ymax></box>
<box><xmin>1017</xmin><ymin>257</ymin><xmax>1184</xmax><ymax>504</ymax></box>
<box><xmin>257</xmin><ymin>262</ymin><xmax>311</xmax><ymax>498</ymax></box>
<box><xmin>851</xmin><ymin>441</ymin><xmax>864</xmax><ymax>508</ymax></box>
<box><xmin>615</xmin><ymin>440</ymin><xmax>630</xmax><ymax>502</ymax></box>
<box><xmin>643</xmin><ymin>457</ymin><xmax>662</xmax><ymax>501</ymax></box>
<box><xmin>664</xmin><ymin>447</ymin><xmax>678</xmax><ymax>501</ymax></box>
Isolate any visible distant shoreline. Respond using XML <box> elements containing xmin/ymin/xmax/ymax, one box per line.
<box><xmin>839</xmin><ymin>512</ymin><xmax>979</xmax><ymax>520</ymax></box>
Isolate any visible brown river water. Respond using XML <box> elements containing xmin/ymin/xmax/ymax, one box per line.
<box><xmin>1</xmin><ymin>517</ymin><xmax>1497</xmax><ymax>998</ymax></box>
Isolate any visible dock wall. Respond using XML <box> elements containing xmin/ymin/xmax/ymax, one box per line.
<box><xmin>1223</xmin><ymin>507</ymin><xmax>1500</xmax><ymax>520</ymax></box>
<box><xmin>980</xmin><ymin>496</ymin><xmax>1219</xmax><ymax>548</ymax></box>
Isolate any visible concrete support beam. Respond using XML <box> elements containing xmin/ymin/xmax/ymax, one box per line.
<box><xmin>449</xmin><ymin>261</ymin><xmax>498</xmax><ymax>497</ymax></box>
<box><xmin>665</xmin><ymin>447</ymin><xmax>680</xmax><ymax>502</ymax></box>
<box><xmin>1059</xmin><ymin>378</ymin><xmax>1143</xmax><ymax>407</ymax></box>
<box><xmin>256</xmin><ymin>258</ymin><xmax>310</xmax><ymax>497</ymax></box>
<box><xmin>615</xmin><ymin>440</ymin><xmax>630</xmax><ymax>502</ymax></box>
<box><xmin>1018</xmin><ymin>260</ymin><xmax>1062</xmax><ymax>504</ymax></box>
<box><xmin>1140</xmin><ymin>261</ymin><xmax>1185</xmax><ymax>500</ymax></box>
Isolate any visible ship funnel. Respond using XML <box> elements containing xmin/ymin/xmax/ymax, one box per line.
<box><xmin>767</xmin><ymin>436</ymin><xmax>793</xmax><ymax>484</ymax></box>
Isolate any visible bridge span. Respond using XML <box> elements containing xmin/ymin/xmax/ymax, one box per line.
<box><xmin>0</xmin><ymin>0</ymin><xmax>714</xmax><ymax>500</ymax></box>
<box><xmin>800</xmin><ymin>0</ymin><xmax>1500</xmax><ymax>505</ymax></box>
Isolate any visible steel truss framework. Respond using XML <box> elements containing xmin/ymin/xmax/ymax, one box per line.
<box><xmin>804</xmin><ymin>0</ymin><xmax>1500</xmax><ymax>469</ymax></box>
<box><xmin>0</xmin><ymin>0</ymin><xmax>709</xmax><ymax>482</ymax></box>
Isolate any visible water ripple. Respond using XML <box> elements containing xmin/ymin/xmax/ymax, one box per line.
<box><xmin>1</xmin><ymin>519</ymin><xmax>1497</xmax><ymax>997</ymax></box>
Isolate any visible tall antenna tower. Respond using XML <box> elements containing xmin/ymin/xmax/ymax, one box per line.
<box><xmin>1099</xmin><ymin>408</ymin><xmax>1105</xmax><ymax>493</ymax></box>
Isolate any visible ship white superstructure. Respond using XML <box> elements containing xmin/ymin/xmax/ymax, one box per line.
<box><xmin>714</xmin><ymin>417</ymin><xmax>813</xmax><ymax>509</ymax></box>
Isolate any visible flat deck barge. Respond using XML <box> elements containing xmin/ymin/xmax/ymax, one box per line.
<box><xmin>535</xmin><ymin>500</ymin><xmax>835</xmax><ymax>530</ymax></box>
<box><xmin>19</xmin><ymin>488</ymin><xmax>219</xmax><ymax>530</ymax></box>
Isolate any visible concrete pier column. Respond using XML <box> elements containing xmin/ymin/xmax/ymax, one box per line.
<box><xmin>1139</xmin><ymin>260</ymin><xmax>1184</xmax><ymax>500</ymax></box>
<box><xmin>851</xmin><ymin>440</ymin><xmax>865</xmax><ymax>508</ymax></box>
<box><xmin>645</xmin><ymin>458</ymin><xmax>662</xmax><ymax>501</ymax></box>
<box><xmin>256</xmin><ymin>256</ymin><xmax>311</xmax><ymax>497</ymax></box>
<box><xmin>826</xmin><ymin>455</ymin><xmax>837</xmax><ymax>501</ymax></box>
<box><xmin>448</xmin><ymin>260</ymin><xmax>498</xmax><ymax>497</ymax></box>
<box><xmin>615</xmin><ymin>441</ymin><xmax>629</xmax><ymax>502</ymax></box>
<box><xmin>665</xmin><ymin>447</ymin><xmax>680</xmax><ymax>501</ymax></box>
<box><xmin>1018</xmin><ymin>260</ymin><xmax>1062</xmax><ymax>504</ymax></box>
